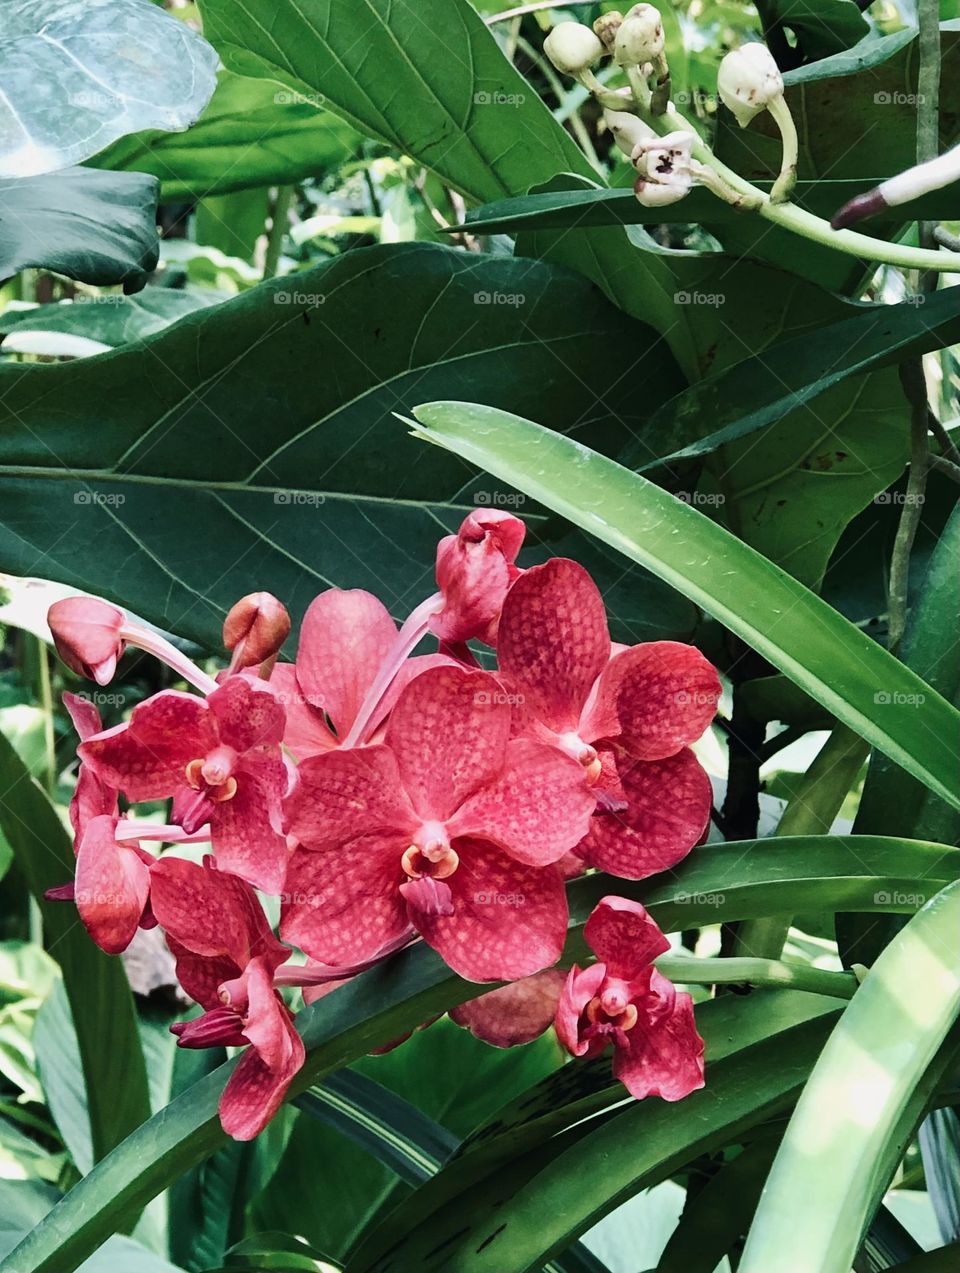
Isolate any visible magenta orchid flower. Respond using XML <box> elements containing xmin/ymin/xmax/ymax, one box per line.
<box><xmin>496</xmin><ymin>557</ymin><xmax>719</xmax><ymax>878</ymax></box>
<box><xmin>150</xmin><ymin>856</ymin><xmax>304</xmax><ymax>1141</ymax></box>
<box><xmin>556</xmin><ymin>896</ymin><xmax>704</xmax><ymax>1101</ymax></box>
<box><xmin>78</xmin><ymin>675</ymin><xmax>289</xmax><ymax>893</ymax></box>
<box><xmin>282</xmin><ymin>664</ymin><xmax>595</xmax><ymax>982</ymax></box>
<box><xmin>450</xmin><ymin>969</ymin><xmax>567</xmax><ymax>1047</ymax></box>
<box><xmin>430</xmin><ymin>509</ymin><xmax>525</xmax><ymax>647</ymax></box>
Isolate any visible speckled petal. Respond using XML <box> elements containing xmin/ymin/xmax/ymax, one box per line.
<box><xmin>74</xmin><ymin>814</ymin><xmax>150</xmax><ymax>955</ymax></box>
<box><xmin>451</xmin><ymin>969</ymin><xmax>566</xmax><ymax>1047</ymax></box>
<box><xmin>270</xmin><ymin>663</ymin><xmax>338</xmax><ymax>759</ymax></box>
<box><xmin>613</xmin><ymin>977</ymin><xmax>705</xmax><ymax>1101</ymax></box>
<box><xmin>612</xmin><ymin>642</ymin><xmax>721</xmax><ymax>760</ymax></box>
<box><xmin>583</xmin><ymin>896</ymin><xmax>670</xmax><ymax>979</ymax></box>
<box><xmin>554</xmin><ymin>962</ymin><xmax>606</xmax><ymax>1057</ymax></box>
<box><xmin>284</xmin><ymin>745</ymin><xmax>413</xmax><ymax>849</ymax></box>
<box><xmin>208</xmin><ymin>675</ymin><xmax>286</xmax><ymax>752</ymax></box>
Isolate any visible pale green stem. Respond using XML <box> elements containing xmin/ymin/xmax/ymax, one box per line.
<box><xmin>767</xmin><ymin>93</ymin><xmax>799</xmax><ymax>203</ymax></box>
<box><xmin>263</xmin><ymin>185</ymin><xmax>294</xmax><ymax>281</ymax></box>
<box><xmin>657</xmin><ymin>955</ymin><xmax>859</xmax><ymax>999</ymax></box>
<box><xmin>624</xmin><ymin>63</ymin><xmax>653</xmax><ymax>112</ymax></box>
<box><xmin>735</xmin><ymin>724</ymin><xmax>869</xmax><ymax>960</ymax></box>
<box><xmin>576</xmin><ymin>67</ymin><xmax>635</xmax><ymax>112</ymax></box>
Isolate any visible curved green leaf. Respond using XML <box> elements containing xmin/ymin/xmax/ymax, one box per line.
<box><xmin>0</xmin><ymin>0</ymin><xmax>217</xmax><ymax>178</ymax></box>
<box><xmin>408</xmin><ymin>402</ymin><xmax>960</xmax><ymax>809</ymax></box>
<box><xmin>740</xmin><ymin>880</ymin><xmax>960</xmax><ymax>1273</ymax></box>
<box><xmin>0</xmin><ymin>731</ymin><xmax>149</xmax><ymax>1165</ymax></box>
<box><xmin>4</xmin><ymin>834</ymin><xmax>958</xmax><ymax>1273</ymax></box>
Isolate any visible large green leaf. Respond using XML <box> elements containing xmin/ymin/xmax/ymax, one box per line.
<box><xmin>0</xmin><ymin>168</ymin><xmax>159</xmax><ymax>287</ymax></box>
<box><xmin>740</xmin><ymin>881</ymin><xmax>960</xmax><ymax>1273</ymax></box>
<box><xmin>0</xmin><ymin>0</ymin><xmax>217</xmax><ymax>179</ymax></box>
<box><xmin>0</xmin><ymin>242</ymin><xmax>687</xmax><ymax>649</ymax></box>
<box><xmin>0</xmin><ymin>731</ymin><xmax>149</xmax><ymax>1166</ymax></box>
<box><xmin>92</xmin><ymin>71</ymin><xmax>362</xmax><ymax>203</ymax></box>
<box><xmin>1</xmin><ymin>291</ymin><xmax>222</xmax><ymax>349</ymax></box>
<box><xmin>5</xmin><ymin>835</ymin><xmax>960</xmax><ymax>1273</ymax></box>
<box><xmin>409</xmin><ymin>402</ymin><xmax>960</xmax><ymax>808</ymax></box>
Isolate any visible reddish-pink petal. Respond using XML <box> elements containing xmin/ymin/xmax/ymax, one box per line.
<box><xmin>211</xmin><ymin>761</ymin><xmax>289</xmax><ymax>894</ymax></box>
<box><xmin>613</xmin><ymin>977</ymin><xmax>705</xmax><ymax>1101</ymax></box>
<box><xmin>285</xmin><ymin>745</ymin><xmax>413</xmax><ymax>849</ymax></box>
<box><xmin>295</xmin><ymin>589</ymin><xmax>398</xmax><ymax>739</ymax></box>
<box><xmin>219</xmin><ymin>1005</ymin><xmax>305</xmax><ymax>1141</ymax></box>
<box><xmin>48</xmin><ymin>597</ymin><xmax>124</xmax><ymax>684</ymax></box>
<box><xmin>604</xmin><ymin>643</ymin><xmax>721</xmax><ymax>760</ymax></box>
<box><xmin>167</xmin><ymin>936</ymin><xmax>240</xmax><ymax>1009</ymax></box>
<box><xmin>430</xmin><ymin>510</ymin><xmax>525</xmax><ymax>646</ymax></box>
<box><xmin>79</xmin><ymin>691</ymin><xmax>216</xmax><ymax>802</ymax></box>
<box><xmin>270</xmin><ymin>663</ymin><xmax>336</xmax><ymax>759</ymax></box>
<box><xmin>385</xmin><ymin>666</ymin><xmax>510</xmax><ymax>821</ymax></box>
<box><xmin>74</xmin><ymin>814</ymin><xmax>150</xmax><ymax>955</ymax></box>
<box><xmin>554</xmin><ymin>963</ymin><xmax>606</xmax><ymax>1057</ymax></box>
<box><xmin>450</xmin><ymin>969</ymin><xmax>566</xmax><ymax>1047</ymax></box>
<box><xmin>63</xmin><ymin>692</ymin><xmax>103</xmax><ymax>741</ymax></box>
<box><xmin>208</xmin><ymin>675</ymin><xmax>285</xmax><ymax>753</ymax></box>
<box><xmin>370</xmin><ymin>652</ymin><xmax>459</xmax><ymax>732</ymax></box>
<box><xmin>583</xmin><ymin>896</ymin><xmax>670</xmax><ymax>979</ymax></box>
<box><xmin>497</xmin><ymin>559</ymin><xmax>610</xmax><ymax>733</ymax></box>
<box><xmin>280</xmin><ymin>839</ymin><xmax>411</xmax><ymax>966</ymax></box>
<box><xmin>414</xmin><ymin>841</ymin><xmax>567</xmax><ymax>982</ymax></box>
<box><xmin>579</xmin><ymin>748</ymin><xmax>712</xmax><ymax>880</ymax></box>
<box><xmin>149</xmin><ymin>856</ymin><xmax>287</xmax><ymax>973</ymax></box>
<box><xmin>237</xmin><ymin>959</ymin><xmax>296</xmax><ymax>1072</ymax></box>
<box><xmin>450</xmin><ymin>739</ymin><xmax>595</xmax><ymax>866</ymax></box>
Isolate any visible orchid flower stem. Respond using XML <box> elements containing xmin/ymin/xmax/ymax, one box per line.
<box><xmin>341</xmin><ymin>592</ymin><xmax>444</xmax><ymax>748</ymax></box>
<box><xmin>767</xmin><ymin>93</ymin><xmax>799</xmax><ymax>203</ymax></box>
<box><xmin>692</xmin><ymin>162</ymin><xmax>763</xmax><ymax>211</ymax></box>
<box><xmin>120</xmin><ymin>625</ymin><xmax>218</xmax><ymax>696</ymax></box>
<box><xmin>657</xmin><ymin>955</ymin><xmax>859</xmax><ymax>1000</ymax></box>
<box><xmin>115</xmin><ymin>823</ymin><xmax>212</xmax><ymax>844</ymax></box>
<box><xmin>631</xmin><ymin>102</ymin><xmax>960</xmax><ymax>273</ymax></box>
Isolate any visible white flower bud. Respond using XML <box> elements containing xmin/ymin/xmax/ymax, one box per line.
<box><xmin>544</xmin><ymin>22</ymin><xmax>605</xmax><ymax>76</ymax></box>
<box><xmin>593</xmin><ymin>11</ymin><xmax>624</xmax><ymax>52</ymax></box>
<box><xmin>603</xmin><ymin>108</ymin><xmax>656</xmax><ymax>158</ymax></box>
<box><xmin>717</xmin><ymin>43</ymin><xmax>783</xmax><ymax>127</ymax></box>
<box><xmin>631</xmin><ymin>130</ymin><xmax>695</xmax><ymax>207</ymax></box>
<box><xmin>614</xmin><ymin>5</ymin><xmax>665</xmax><ymax>66</ymax></box>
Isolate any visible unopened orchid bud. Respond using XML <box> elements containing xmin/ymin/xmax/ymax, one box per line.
<box><xmin>223</xmin><ymin>592</ymin><xmax>291</xmax><ymax>670</ymax></box>
<box><xmin>593</xmin><ymin>11</ymin><xmax>624</xmax><ymax>52</ymax></box>
<box><xmin>717</xmin><ymin>43</ymin><xmax>783</xmax><ymax>127</ymax></box>
<box><xmin>614</xmin><ymin>4</ymin><xmax>664</xmax><ymax>66</ymax></box>
<box><xmin>48</xmin><ymin>597</ymin><xmax>125</xmax><ymax>685</ymax></box>
<box><xmin>833</xmin><ymin>143</ymin><xmax>960</xmax><ymax>229</ymax></box>
<box><xmin>604</xmin><ymin>108</ymin><xmax>656</xmax><ymax>158</ymax></box>
<box><xmin>632</xmin><ymin>131</ymin><xmax>695</xmax><ymax>207</ymax></box>
<box><xmin>543</xmin><ymin>22</ymin><xmax>604</xmax><ymax>76</ymax></box>
<box><xmin>430</xmin><ymin>510</ymin><xmax>525</xmax><ymax>647</ymax></box>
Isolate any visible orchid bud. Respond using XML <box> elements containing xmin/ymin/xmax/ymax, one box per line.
<box><xmin>604</xmin><ymin>108</ymin><xmax>656</xmax><ymax>158</ymax></box>
<box><xmin>632</xmin><ymin>131</ymin><xmax>695</xmax><ymax>207</ymax></box>
<box><xmin>614</xmin><ymin>4</ymin><xmax>664</xmax><ymax>66</ymax></box>
<box><xmin>430</xmin><ymin>510</ymin><xmax>525</xmax><ymax>647</ymax></box>
<box><xmin>543</xmin><ymin>22</ymin><xmax>604</xmax><ymax>76</ymax></box>
<box><xmin>48</xmin><ymin>597</ymin><xmax>125</xmax><ymax>685</ymax></box>
<box><xmin>593</xmin><ymin>11</ymin><xmax>624</xmax><ymax>52</ymax></box>
<box><xmin>223</xmin><ymin>592</ymin><xmax>291</xmax><ymax>670</ymax></box>
<box><xmin>717</xmin><ymin>43</ymin><xmax>783</xmax><ymax>127</ymax></box>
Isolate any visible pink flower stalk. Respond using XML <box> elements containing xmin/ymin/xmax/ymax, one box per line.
<box><xmin>150</xmin><ymin>856</ymin><xmax>304</xmax><ymax>1141</ymax></box>
<box><xmin>430</xmin><ymin>509</ymin><xmax>525</xmax><ymax>647</ymax></box>
<box><xmin>282</xmin><ymin>664</ymin><xmax>595</xmax><ymax>982</ymax></box>
<box><xmin>78</xmin><ymin>675</ymin><xmax>289</xmax><ymax>893</ymax></box>
<box><xmin>555</xmin><ymin>896</ymin><xmax>704</xmax><ymax>1100</ymax></box>
<box><xmin>496</xmin><ymin>558</ymin><xmax>718</xmax><ymax>878</ymax></box>
<box><xmin>48</xmin><ymin>597</ymin><xmax>217</xmax><ymax>694</ymax></box>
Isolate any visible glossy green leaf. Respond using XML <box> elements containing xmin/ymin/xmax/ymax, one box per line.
<box><xmin>0</xmin><ymin>168</ymin><xmax>159</xmax><ymax>287</ymax></box>
<box><xmin>5</xmin><ymin>835</ymin><xmax>958</xmax><ymax>1273</ymax></box>
<box><xmin>0</xmin><ymin>730</ymin><xmax>149</xmax><ymax>1165</ymax></box>
<box><xmin>740</xmin><ymin>880</ymin><xmax>960</xmax><ymax>1273</ymax></box>
<box><xmin>409</xmin><ymin>402</ymin><xmax>960</xmax><ymax>808</ymax></box>
<box><xmin>93</xmin><ymin>71</ymin><xmax>362</xmax><ymax>203</ymax></box>
<box><xmin>0</xmin><ymin>0</ymin><xmax>217</xmax><ymax>178</ymax></box>
<box><xmin>1</xmin><ymin>291</ymin><xmax>222</xmax><ymax>349</ymax></box>
<box><xmin>0</xmin><ymin>242</ymin><xmax>686</xmax><ymax>651</ymax></box>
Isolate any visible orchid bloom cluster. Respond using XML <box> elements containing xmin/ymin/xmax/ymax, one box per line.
<box><xmin>47</xmin><ymin>511</ymin><xmax>719</xmax><ymax>1139</ymax></box>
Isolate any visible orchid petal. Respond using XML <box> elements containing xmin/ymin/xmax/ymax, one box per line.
<box><xmin>74</xmin><ymin>814</ymin><xmax>150</xmax><ymax>955</ymax></box>
<box><xmin>270</xmin><ymin>663</ymin><xmax>337</xmax><ymax>759</ymax></box>
<box><xmin>285</xmin><ymin>745</ymin><xmax>413</xmax><ymax>849</ymax></box>
<box><xmin>613</xmin><ymin>977</ymin><xmax>705</xmax><ymax>1101</ymax></box>
<box><xmin>219</xmin><ymin>1005</ymin><xmax>305</xmax><ymax>1141</ymax></box>
<box><xmin>554</xmin><ymin>962</ymin><xmax>607</xmax><ymax>1057</ymax></box>
<box><xmin>208</xmin><ymin>675</ymin><xmax>285</xmax><ymax>752</ymax></box>
<box><xmin>602</xmin><ymin>642</ymin><xmax>721</xmax><ymax>759</ymax></box>
<box><xmin>583</xmin><ymin>896</ymin><xmax>670</xmax><ymax>979</ymax></box>
<box><xmin>211</xmin><ymin>758</ymin><xmax>289</xmax><ymax>894</ymax></box>
<box><xmin>451</xmin><ymin>968</ymin><xmax>566</xmax><ymax>1047</ymax></box>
